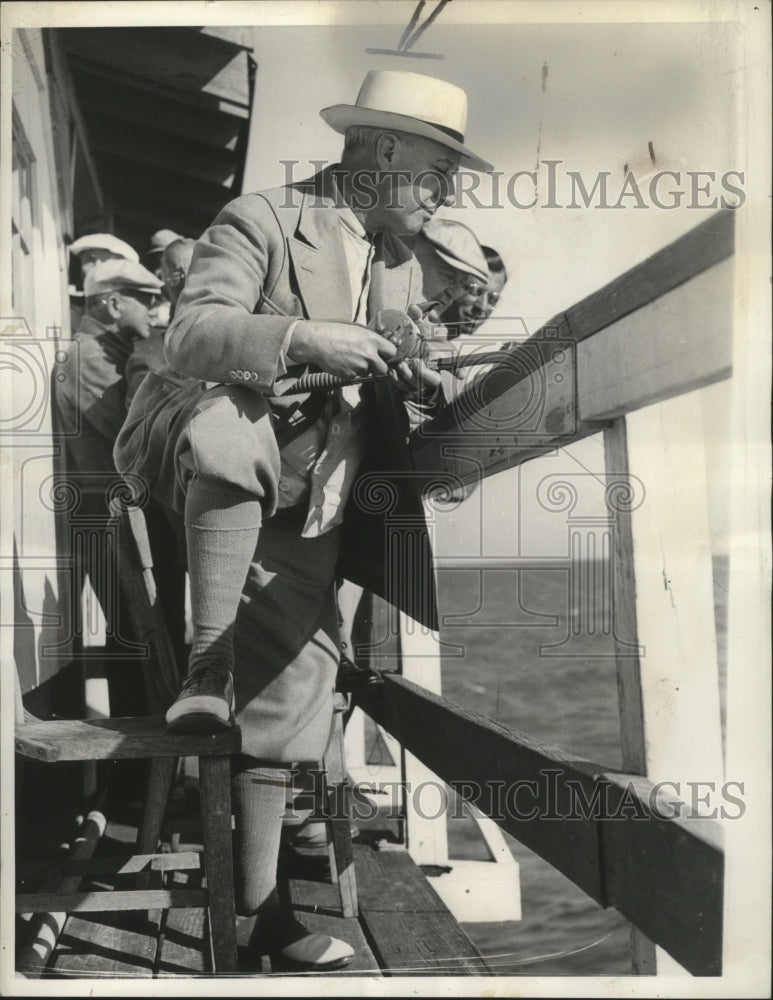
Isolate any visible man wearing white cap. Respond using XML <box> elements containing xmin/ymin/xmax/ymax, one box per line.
<box><xmin>57</xmin><ymin>258</ymin><xmax>163</xmax><ymax>478</ymax></box>
<box><xmin>410</xmin><ymin>217</ymin><xmax>489</xmax><ymax>322</ymax></box>
<box><xmin>68</xmin><ymin>233</ymin><xmax>141</xmax><ymax>331</ymax></box>
<box><xmin>70</xmin><ymin>232</ymin><xmax>140</xmax><ymax>272</ymax></box>
<box><xmin>115</xmin><ymin>69</ymin><xmax>491</xmax><ymax>972</ymax></box>
<box><xmin>53</xmin><ymin>260</ymin><xmax>164</xmax><ymax>755</ymax></box>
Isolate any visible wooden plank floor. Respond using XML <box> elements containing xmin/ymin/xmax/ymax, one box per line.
<box><xmin>27</xmin><ymin>818</ymin><xmax>492</xmax><ymax>979</ymax></box>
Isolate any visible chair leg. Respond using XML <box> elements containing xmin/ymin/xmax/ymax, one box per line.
<box><xmin>199</xmin><ymin>756</ymin><xmax>238</xmax><ymax>974</ymax></box>
<box><xmin>324</xmin><ymin>708</ymin><xmax>358</xmax><ymax>918</ymax></box>
<box><xmin>137</xmin><ymin>756</ymin><xmax>178</xmax><ymax>855</ymax></box>
<box><xmin>327</xmin><ymin>781</ymin><xmax>358</xmax><ymax>918</ymax></box>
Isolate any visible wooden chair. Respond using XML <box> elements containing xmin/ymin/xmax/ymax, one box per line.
<box><xmin>14</xmin><ymin>503</ymin><xmax>241</xmax><ymax>975</ymax></box>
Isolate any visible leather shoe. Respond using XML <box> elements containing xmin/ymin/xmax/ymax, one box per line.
<box><xmin>335</xmin><ymin>653</ymin><xmax>383</xmax><ymax>692</ymax></box>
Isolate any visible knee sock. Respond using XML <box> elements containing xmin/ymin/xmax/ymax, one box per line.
<box><xmin>231</xmin><ymin>762</ymin><xmax>288</xmax><ymax>915</ymax></box>
<box><xmin>184</xmin><ymin>479</ymin><xmax>263</xmax><ymax>678</ymax></box>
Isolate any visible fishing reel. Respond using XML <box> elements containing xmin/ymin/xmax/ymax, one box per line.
<box><xmin>368</xmin><ymin>308</ymin><xmax>431</xmax><ymax>365</ymax></box>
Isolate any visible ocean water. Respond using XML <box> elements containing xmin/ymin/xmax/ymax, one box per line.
<box><xmin>429</xmin><ymin>556</ymin><xmax>729</xmax><ymax>976</ymax></box>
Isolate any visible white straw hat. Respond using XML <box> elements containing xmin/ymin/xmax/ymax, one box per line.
<box><xmin>320</xmin><ymin>70</ymin><xmax>492</xmax><ymax>172</ymax></box>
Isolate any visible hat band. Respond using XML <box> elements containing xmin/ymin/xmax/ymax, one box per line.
<box><xmin>415</xmin><ymin>119</ymin><xmax>464</xmax><ymax>144</ymax></box>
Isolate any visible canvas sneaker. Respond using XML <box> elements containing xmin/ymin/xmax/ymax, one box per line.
<box><xmin>165</xmin><ymin>663</ymin><xmax>235</xmax><ymax>733</ymax></box>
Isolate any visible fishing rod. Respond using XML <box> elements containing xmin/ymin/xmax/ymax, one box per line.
<box><xmin>292</xmin><ymin>308</ymin><xmax>516</xmax><ymax>393</ymax></box>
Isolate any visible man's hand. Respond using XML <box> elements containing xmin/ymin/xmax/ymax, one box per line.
<box><xmin>289</xmin><ymin>320</ymin><xmax>397</xmax><ymax>378</ymax></box>
<box><xmin>389</xmin><ymin>357</ymin><xmax>442</xmax><ymax>399</ymax></box>
<box><xmin>406</xmin><ymin>302</ymin><xmax>449</xmax><ymax>343</ymax></box>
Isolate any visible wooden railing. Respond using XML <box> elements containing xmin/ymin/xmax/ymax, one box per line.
<box><xmin>357</xmin><ymin>209</ymin><xmax>735</xmax><ymax>977</ymax></box>
<box><xmin>355</xmin><ymin>674</ymin><xmax>723</xmax><ymax>976</ymax></box>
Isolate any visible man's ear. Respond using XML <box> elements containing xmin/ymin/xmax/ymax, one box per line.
<box><xmin>103</xmin><ymin>293</ymin><xmax>123</xmax><ymax>321</ymax></box>
<box><xmin>374</xmin><ymin>132</ymin><xmax>399</xmax><ymax>170</ymax></box>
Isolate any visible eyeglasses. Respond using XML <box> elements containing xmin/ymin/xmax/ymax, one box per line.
<box><xmin>118</xmin><ymin>290</ymin><xmax>160</xmax><ymax>309</ymax></box>
<box><xmin>163</xmin><ymin>267</ymin><xmax>187</xmax><ymax>288</ymax></box>
<box><xmin>459</xmin><ymin>282</ymin><xmax>501</xmax><ymax>308</ymax></box>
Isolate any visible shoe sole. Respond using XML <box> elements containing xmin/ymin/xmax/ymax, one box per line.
<box><xmin>166</xmin><ymin>712</ymin><xmax>235</xmax><ymax>734</ymax></box>
<box><xmin>269</xmin><ymin>953</ymin><xmax>353</xmax><ymax>973</ymax></box>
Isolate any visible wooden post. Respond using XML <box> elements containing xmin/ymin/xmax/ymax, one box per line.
<box><xmin>604</xmin><ymin>390</ymin><xmax>725</xmax><ymax>974</ymax></box>
<box><xmin>398</xmin><ymin>610</ymin><xmax>450</xmax><ymax>866</ymax></box>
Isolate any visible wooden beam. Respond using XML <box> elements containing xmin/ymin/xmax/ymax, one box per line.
<box><xmin>73</xmin><ymin>71</ymin><xmax>243</xmax><ymax>149</ymax></box>
<box><xmin>579</xmin><ymin>258</ymin><xmax>734</xmax><ymax>421</ymax></box>
<box><xmin>17</xmin><ymin>852</ymin><xmax>201</xmax><ymax>880</ymax></box>
<box><xmin>83</xmin><ymin>112</ymin><xmax>239</xmax><ymax>188</ymax></box>
<box><xmin>45</xmin><ymin>31</ymin><xmax>105</xmax><ymax>222</ymax></box>
<box><xmin>355</xmin><ymin>674</ymin><xmax>724</xmax><ymax>975</ymax></box>
<box><xmin>96</xmin><ymin>155</ymin><xmax>231</xmax><ymax>218</ymax></box>
<box><xmin>16</xmin><ymin>888</ymin><xmax>208</xmax><ymax>913</ymax></box>
<box><xmin>14</xmin><ymin>715</ymin><xmax>241</xmax><ymax>761</ymax></box>
<box><xmin>58</xmin><ymin>27</ymin><xmax>252</xmax><ymax>111</ymax></box>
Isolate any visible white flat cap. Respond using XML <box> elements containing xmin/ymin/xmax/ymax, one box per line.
<box><xmin>70</xmin><ymin>233</ymin><xmax>139</xmax><ymax>262</ymax></box>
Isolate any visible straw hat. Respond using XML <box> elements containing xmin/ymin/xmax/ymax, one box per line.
<box><xmin>320</xmin><ymin>70</ymin><xmax>492</xmax><ymax>172</ymax></box>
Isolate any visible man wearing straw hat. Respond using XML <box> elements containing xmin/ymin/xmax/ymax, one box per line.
<box><xmin>115</xmin><ymin>69</ymin><xmax>491</xmax><ymax>972</ymax></box>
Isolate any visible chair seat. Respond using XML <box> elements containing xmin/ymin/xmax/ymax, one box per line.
<box><xmin>15</xmin><ymin>715</ymin><xmax>242</xmax><ymax>763</ymax></box>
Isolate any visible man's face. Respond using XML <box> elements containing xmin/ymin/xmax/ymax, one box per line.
<box><xmin>161</xmin><ymin>242</ymin><xmax>194</xmax><ymax>307</ymax></box>
<box><xmin>113</xmin><ymin>290</ymin><xmax>158</xmax><ymax>340</ymax></box>
<box><xmin>456</xmin><ymin>268</ymin><xmax>506</xmax><ymax>330</ymax></box>
<box><xmin>423</xmin><ymin>259</ymin><xmax>485</xmax><ymax>317</ymax></box>
<box><xmin>370</xmin><ymin>134</ymin><xmax>460</xmax><ymax>236</ymax></box>
<box><xmin>445</xmin><ymin>268</ymin><xmax>507</xmax><ymax>338</ymax></box>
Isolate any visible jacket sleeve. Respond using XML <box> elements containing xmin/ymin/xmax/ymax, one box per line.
<box><xmin>164</xmin><ymin>195</ymin><xmax>297</xmax><ymax>392</ymax></box>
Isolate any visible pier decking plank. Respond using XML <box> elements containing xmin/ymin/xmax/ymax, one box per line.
<box><xmin>49</xmin><ymin>910</ymin><xmax>159</xmax><ymax>977</ymax></box>
<box><xmin>354</xmin><ymin>845</ymin><xmax>492</xmax><ymax>976</ymax></box>
<box><xmin>283</xmin><ymin>875</ymin><xmax>380</xmax><ymax>973</ymax></box>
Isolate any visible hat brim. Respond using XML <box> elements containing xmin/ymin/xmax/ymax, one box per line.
<box><xmin>320</xmin><ymin>105</ymin><xmax>493</xmax><ymax>172</ymax></box>
<box><xmin>113</xmin><ymin>284</ymin><xmax>163</xmax><ymax>296</ymax></box>
<box><xmin>429</xmin><ymin>245</ymin><xmax>488</xmax><ymax>282</ymax></box>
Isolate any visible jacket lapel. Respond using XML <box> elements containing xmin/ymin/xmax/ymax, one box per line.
<box><xmin>368</xmin><ymin>231</ymin><xmax>416</xmax><ymax>320</ymax></box>
<box><xmin>286</xmin><ymin>170</ymin><xmax>417</xmax><ymax>323</ymax></box>
<box><xmin>288</xmin><ymin>174</ymin><xmax>352</xmax><ymax>322</ymax></box>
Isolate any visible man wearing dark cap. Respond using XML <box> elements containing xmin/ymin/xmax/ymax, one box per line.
<box><xmin>115</xmin><ymin>69</ymin><xmax>492</xmax><ymax>971</ymax></box>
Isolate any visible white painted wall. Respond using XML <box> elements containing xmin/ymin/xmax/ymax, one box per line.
<box><xmin>3</xmin><ymin>29</ymin><xmax>74</xmax><ymax>691</ymax></box>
